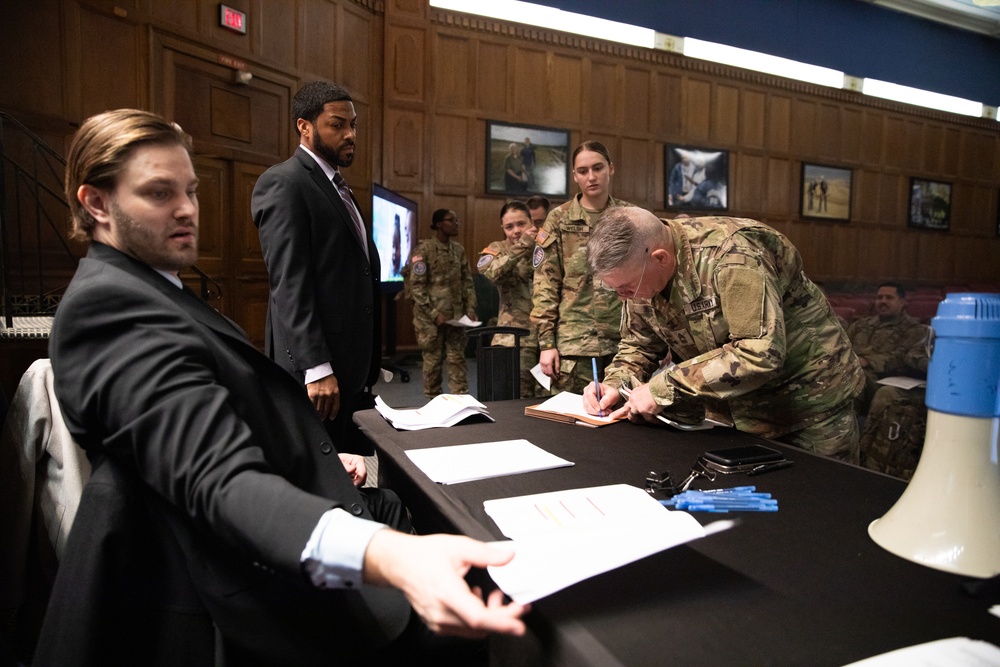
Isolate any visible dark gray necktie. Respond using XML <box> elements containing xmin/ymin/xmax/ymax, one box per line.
<box><xmin>331</xmin><ymin>170</ymin><xmax>368</xmax><ymax>259</ymax></box>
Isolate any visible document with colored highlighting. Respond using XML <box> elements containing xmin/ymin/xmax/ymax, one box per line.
<box><xmin>484</xmin><ymin>484</ymin><xmax>733</xmax><ymax>603</ymax></box>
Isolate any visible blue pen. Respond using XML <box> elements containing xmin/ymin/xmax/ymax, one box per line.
<box><xmin>591</xmin><ymin>357</ymin><xmax>604</xmax><ymax>417</ymax></box>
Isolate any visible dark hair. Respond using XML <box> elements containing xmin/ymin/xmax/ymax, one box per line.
<box><xmin>572</xmin><ymin>140</ymin><xmax>612</xmax><ymax>168</ymax></box>
<box><xmin>500</xmin><ymin>200</ymin><xmax>529</xmax><ymax>220</ymax></box>
<box><xmin>65</xmin><ymin>109</ymin><xmax>192</xmax><ymax>242</ymax></box>
<box><xmin>878</xmin><ymin>281</ymin><xmax>907</xmax><ymax>298</ymax></box>
<box><xmin>292</xmin><ymin>81</ymin><xmax>352</xmax><ymax>128</ymax></box>
<box><xmin>431</xmin><ymin>208</ymin><xmax>451</xmax><ymax>230</ymax></box>
<box><xmin>525</xmin><ymin>195</ymin><xmax>550</xmax><ymax>212</ymax></box>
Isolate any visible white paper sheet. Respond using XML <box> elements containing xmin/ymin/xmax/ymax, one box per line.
<box><xmin>405</xmin><ymin>439</ymin><xmax>573</xmax><ymax>484</ymax></box>
<box><xmin>532</xmin><ymin>391</ymin><xmax>617</xmax><ymax>424</ymax></box>
<box><xmin>876</xmin><ymin>376</ymin><xmax>927</xmax><ymax>390</ymax></box>
<box><xmin>840</xmin><ymin>637</ymin><xmax>1000</xmax><ymax>666</ymax></box>
<box><xmin>375</xmin><ymin>393</ymin><xmax>490</xmax><ymax>431</ymax></box>
<box><xmin>484</xmin><ymin>484</ymin><xmax>733</xmax><ymax>603</ymax></box>
<box><xmin>444</xmin><ymin>314</ymin><xmax>482</xmax><ymax>327</ymax></box>
<box><xmin>530</xmin><ymin>363</ymin><xmax>552</xmax><ymax>391</ymax></box>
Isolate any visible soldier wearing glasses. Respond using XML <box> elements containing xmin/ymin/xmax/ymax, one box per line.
<box><xmin>583</xmin><ymin>206</ymin><xmax>865</xmax><ymax>463</ymax></box>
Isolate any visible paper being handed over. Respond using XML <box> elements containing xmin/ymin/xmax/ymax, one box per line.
<box><xmin>484</xmin><ymin>484</ymin><xmax>733</xmax><ymax>603</ymax></box>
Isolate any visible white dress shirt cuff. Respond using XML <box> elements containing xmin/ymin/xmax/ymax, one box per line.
<box><xmin>304</xmin><ymin>362</ymin><xmax>334</xmax><ymax>385</ymax></box>
<box><xmin>301</xmin><ymin>507</ymin><xmax>386</xmax><ymax>589</ymax></box>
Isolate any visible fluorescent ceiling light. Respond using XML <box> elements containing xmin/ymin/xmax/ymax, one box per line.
<box><xmin>683</xmin><ymin>38</ymin><xmax>844</xmax><ymax>89</ymax></box>
<box><xmin>862</xmin><ymin>78</ymin><xmax>984</xmax><ymax>117</ymax></box>
<box><xmin>429</xmin><ymin>0</ymin><xmax>655</xmax><ymax>48</ymax></box>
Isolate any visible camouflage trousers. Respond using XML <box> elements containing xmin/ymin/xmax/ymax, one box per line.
<box><xmin>417</xmin><ymin>323</ymin><xmax>468</xmax><ymax>398</ymax></box>
<box><xmin>551</xmin><ymin>353</ymin><xmax>616</xmax><ymax>395</ymax></box>
<box><xmin>776</xmin><ymin>399</ymin><xmax>860</xmax><ymax>464</ymax></box>
<box><xmin>518</xmin><ymin>345</ymin><xmax>543</xmax><ymax>398</ymax></box>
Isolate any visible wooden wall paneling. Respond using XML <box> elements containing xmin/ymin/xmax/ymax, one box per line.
<box><xmin>550</xmin><ymin>53</ymin><xmax>584</xmax><ymax>125</ymax></box>
<box><xmin>471</xmin><ymin>197</ymin><xmax>504</xmax><ymax>268</ymax></box>
<box><xmin>475</xmin><ymin>40</ymin><xmax>510</xmax><ymax>114</ymax></box>
<box><xmin>741</xmin><ymin>89</ymin><xmax>766</xmax><ymax>150</ymax></box>
<box><xmin>735</xmin><ymin>153</ymin><xmax>764</xmax><ymax>215</ymax></box>
<box><xmin>841</xmin><ymin>108</ymin><xmax>862</xmax><ymax>163</ymax></box>
<box><xmin>233</xmin><ymin>161</ymin><xmax>268</xmax><ymax>273</ymax></box>
<box><xmin>790</xmin><ymin>99</ymin><xmax>816</xmax><ymax>158</ymax></box>
<box><xmin>905</xmin><ymin>120</ymin><xmax>924</xmax><ymax>171</ymax></box>
<box><xmin>816</xmin><ymin>103</ymin><xmax>839</xmax><ymax>161</ymax></box>
<box><xmin>894</xmin><ymin>228</ymin><xmax>923</xmax><ymax>282</ymax></box>
<box><xmin>433</xmin><ymin>114</ymin><xmax>470</xmax><ymax>189</ymax></box>
<box><xmin>923</xmin><ymin>124</ymin><xmax>943</xmax><ymax>173</ymax></box>
<box><xmin>588</xmin><ymin>61</ymin><xmax>618</xmax><ymax>128</ymax></box>
<box><xmin>350</xmin><ymin>100</ymin><xmax>373</xmax><ymax>180</ymax></box>
<box><xmin>877</xmin><ymin>171</ymin><xmax>904</xmax><ymax>226</ymax></box>
<box><xmin>652</xmin><ymin>72</ymin><xmax>682</xmax><ymax>139</ymax></box>
<box><xmin>150</xmin><ymin>0</ymin><xmax>201</xmax><ymax>34</ymax></box>
<box><xmin>299</xmin><ymin>0</ymin><xmax>338</xmax><ymax>81</ymax></box>
<box><xmin>765</xmin><ymin>157</ymin><xmax>790</xmax><ymax>218</ymax></box>
<box><xmin>855</xmin><ymin>227</ymin><xmax>896</xmax><ymax>279</ymax></box>
<box><xmin>941</xmin><ymin>127</ymin><xmax>962</xmax><ymax>178</ymax></box>
<box><xmin>855</xmin><ymin>169</ymin><xmax>880</xmax><ymax>224</ymax></box>
<box><xmin>683</xmin><ymin>78</ymin><xmax>711</xmax><ymax>143</ymax></box>
<box><xmin>191</xmin><ymin>155</ymin><xmax>228</xmax><ymax>277</ymax></box>
<box><xmin>766</xmin><ymin>94</ymin><xmax>791</xmax><ymax>155</ymax></box>
<box><xmin>202</xmin><ymin>0</ymin><xmax>254</xmax><ymax>58</ymax></box>
<box><xmin>258</xmin><ymin>0</ymin><xmax>297</xmax><ymax>67</ymax></box>
<box><xmin>883</xmin><ymin>116</ymin><xmax>907</xmax><ymax>171</ymax></box>
<box><xmin>712</xmin><ymin>84</ymin><xmax>739</xmax><ymax>147</ymax></box>
<box><xmin>917</xmin><ymin>231</ymin><xmax>954</xmax><ymax>283</ymax></box>
<box><xmin>948</xmin><ymin>182</ymin><xmax>972</xmax><ymax>234</ymax></box>
<box><xmin>961</xmin><ymin>130</ymin><xmax>996</xmax><ymax>183</ymax></box>
<box><xmin>803</xmin><ymin>223</ymin><xmax>835</xmax><ymax>277</ymax></box>
<box><xmin>970</xmin><ymin>184</ymin><xmax>994</xmax><ymax>235</ymax></box>
<box><xmin>623</xmin><ymin>67</ymin><xmax>650</xmax><ymax>134</ymax></box>
<box><xmin>232</xmin><ymin>278</ymin><xmax>270</xmax><ymax>351</ymax></box>
<box><xmin>79</xmin><ymin>6</ymin><xmax>145</xmax><ymax>119</ymax></box>
<box><xmin>386</xmin><ymin>109</ymin><xmax>423</xmax><ymax>187</ymax></box>
<box><xmin>387</xmin><ymin>25</ymin><xmax>425</xmax><ymax>101</ymax></box>
<box><xmin>0</xmin><ymin>0</ymin><xmax>66</xmax><ymax>115</ymax></box>
<box><xmin>434</xmin><ymin>33</ymin><xmax>473</xmax><ymax>109</ymax></box>
<box><xmin>341</xmin><ymin>4</ymin><xmax>374</xmax><ymax>99</ymax></box>
<box><xmin>617</xmin><ymin>137</ymin><xmax>653</xmax><ymax>207</ymax></box>
<box><xmin>860</xmin><ymin>111</ymin><xmax>884</xmax><ymax>166</ymax></box>
<box><xmin>389</xmin><ymin>0</ymin><xmax>426</xmax><ymax>19</ymax></box>
<box><xmin>513</xmin><ymin>47</ymin><xmax>548</xmax><ymax>118</ymax></box>
<box><xmin>828</xmin><ymin>223</ymin><xmax>859</xmax><ymax>281</ymax></box>
<box><xmin>953</xmin><ymin>236</ymin><xmax>1000</xmax><ymax>284</ymax></box>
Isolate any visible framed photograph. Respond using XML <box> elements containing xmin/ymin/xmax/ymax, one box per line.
<box><xmin>664</xmin><ymin>145</ymin><xmax>728</xmax><ymax>211</ymax></box>
<box><xmin>800</xmin><ymin>163</ymin><xmax>852</xmax><ymax>222</ymax></box>
<box><xmin>908</xmin><ymin>178</ymin><xmax>952</xmax><ymax>231</ymax></box>
<box><xmin>486</xmin><ymin>120</ymin><xmax>570</xmax><ymax>197</ymax></box>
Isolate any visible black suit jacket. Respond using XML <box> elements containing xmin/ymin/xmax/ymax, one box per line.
<box><xmin>252</xmin><ymin>147</ymin><xmax>381</xmax><ymax>394</ymax></box>
<box><xmin>42</xmin><ymin>243</ymin><xmax>408</xmax><ymax>665</ymax></box>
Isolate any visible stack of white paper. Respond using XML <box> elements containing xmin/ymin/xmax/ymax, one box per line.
<box><xmin>405</xmin><ymin>439</ymin><xmax>574</xmax><ymax>484</ymax></box>
<box><xmin>374</xmin><ymin>394</ymin><xmax>492</xmax><ymax>431</ymax></box>
<box><xmin>485</xmin><ymin>484</ymin><xmax>733</xmax><ymax>603</ymax></box>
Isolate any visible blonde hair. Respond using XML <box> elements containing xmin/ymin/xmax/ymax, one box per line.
<box><xmin>65</xmin><ymin>109</ymin><xmax>192</xmax><ymax>242</ymax></box>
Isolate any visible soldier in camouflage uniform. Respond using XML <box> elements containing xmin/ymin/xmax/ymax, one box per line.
<box><xmin>584</xmin><ymin>206</ymin><xmax>866</xmax><ymax>462</ymax></box>
<box><xmin>404</xmin><ymin>209</ymin><xmax>477</xmax><ymax>398</ymax></box>
<box><xmin>478</xmin><ymin>201</ymin><xmax>542</xmax><ymax>397</ymax></box>
<box><xmin>846</xmin><ymin>282</ymin><xmax>930</xmax><ymax>413</ymax></box>
<box><xmin>531</xmin><ymin>141</ymin><xmax>631</xmax><ymax>394</ymax></box>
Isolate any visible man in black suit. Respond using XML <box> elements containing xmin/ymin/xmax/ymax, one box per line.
<box><xmin>252</xmin><ymin>81</ymin><xmax>380</xmax><ymax>454</ymax></box>
<box><xmin>42</xmin><ymin>108</ymin><xmax>526</xmax><ymax>665</ymax></box>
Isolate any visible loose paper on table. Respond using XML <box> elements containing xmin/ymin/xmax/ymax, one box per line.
<box><xmin>374</xmin><ymin>393</ymin><xmax>491</xmax><ymax>431</ymax></box>
<box><xmin>484</xmin><ymin>484</ymin><xmax>733</xmax><ymax>603</ymax></box>
<box><xmin>405</xmin><ymin>439</ymin><xmax>573</xmax><ymax>484</ymax></box>
<box><xmin>444</xmin><ymin>314</ymin><xmax>482</xmax><ymax>327</ymax></box>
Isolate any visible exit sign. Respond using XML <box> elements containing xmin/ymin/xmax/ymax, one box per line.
<box><xmin>219</xmin><ymin>4</ymin><xmax>247</xmax><ymax>34</ymax></box>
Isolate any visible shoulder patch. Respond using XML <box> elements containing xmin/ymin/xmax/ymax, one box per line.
<box><xmin>532</xmin><ymin>245</ymin><xmax>545</xmax><ymax>268</ymax></box>
<box><xmin>412</xmin><ymin>261</ymin><xmax>427</xmax><ymax>276</ymax></box>
<box><xmin>477</xmin><ymin>254</ymin><xmax>493</xmax><ymax>269</ymax></box>
<box><xmin>536</xmin><ymin>229</ymin><xmax>549</xmax><ymax>244</ymax></box>
<box><xmin>411</xmin><ymin>254</ymin><xmax>423</xmax><ymax>262</ymax></box>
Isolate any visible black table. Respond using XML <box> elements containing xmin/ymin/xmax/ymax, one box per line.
<box><xmin>356</xmin><ymin>400</ymin><xmax>1000</xmax><ymax>666</ymax></box>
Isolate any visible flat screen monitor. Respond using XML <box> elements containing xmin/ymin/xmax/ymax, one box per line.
<box><xmin>371</xmin><ymin>183</ymin><xmax>416</xmax><ymax>292</ymax></box>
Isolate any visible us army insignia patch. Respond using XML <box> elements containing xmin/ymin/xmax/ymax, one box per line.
<box><xmin>536</xmin><ymin>229</ymin><xmax>549</xmax><ymax>244</ymax></box>
<box><xmin>532</xmin><ymin>245</ymin><xmax>544</xmax><ymax>268</ymax></box>
<box><xmin>477</xmin><ymin>254</ymin><xmax>493</xmax><ymax>269</ymax></box>
<box><xmin>412</xmin><ymin>260</ymin><xmax>427</xmax><ymax>276</ymax></box>
<box><xmin>684</xmin><ymin>296</ymin><xmax>718</xmax><ymax>315</ymax></box>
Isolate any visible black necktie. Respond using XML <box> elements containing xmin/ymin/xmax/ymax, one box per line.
<box><xmin>332</xmin><ymin>170</ymin><xmax>369</xmax><ymax>259</ymax></box>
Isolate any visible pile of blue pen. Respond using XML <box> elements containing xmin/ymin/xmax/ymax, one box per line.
<box><xmin>659</xmin><ymin>486</ymin><xmax>778</xmax><ymax>513</ymax></box>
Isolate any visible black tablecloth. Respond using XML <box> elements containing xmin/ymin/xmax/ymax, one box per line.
<box><xmin>356</xmin><ymin>400</ymin><xmax>1000</xmax><ymax>666</ymax></box>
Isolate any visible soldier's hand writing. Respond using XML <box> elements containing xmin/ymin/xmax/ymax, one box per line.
<box><xmin>363</xmin><ymin>531</ymin><xmax>529</xmax><ymax>639</ymax></box>
<box><xmin>583</xmin><ymin>382</ymin><xmax>619</xmax><ymax>416</ymax></box>
<box><xmin>307</xmin><ymin>374</ymin><xmax>340</xmax><ymax>421</ymax></box>
<box><xmin>338</xmin><ymin>454</ymin><xmax>367</xmax><ymax>487</ymax></box>
<box><xmin>539</xmin><ymin>348</ymin><xmax>560</xmax><ymax>378</ymax></box>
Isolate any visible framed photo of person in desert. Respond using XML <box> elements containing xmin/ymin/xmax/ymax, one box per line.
<box><xmin>486</xmin><ymin>121</ymin><xmax>570</xmax><ymax>197</ymax></box>
<box><xmin>800</xmin><ymin>163</ymin><xmax>852</xmax><ymax>222</ymax></box>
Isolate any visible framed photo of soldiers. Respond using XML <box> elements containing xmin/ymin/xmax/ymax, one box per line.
<box><xmin>908</xmin><ymin>178</ymin><xmax>952</xmax><ymax>231</ymax></box>
<box><xmin>800</xmin><ymin>163</ymin><xmax>852</xmax><ymax>222</ymax></box>
<box><xmin>486</xmin><ymin>120</ymin><xmax>570</xmax><ymax>197</ymax></box>
<box><xmin>664</xmin><ymin>145</ymin><xmax>729</xmax><ymax>211</ymax></box>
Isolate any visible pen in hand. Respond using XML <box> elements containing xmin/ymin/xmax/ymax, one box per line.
<box><xmin>591</xmin><ymin>358</ymin><xmax>604</xmax><ymax>417</ymax></box>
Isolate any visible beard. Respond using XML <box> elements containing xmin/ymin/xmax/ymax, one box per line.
<box><xmin>312</xmin><ymin>128</ymin><xmax>354</xmax><ymax>168</ymax></box>
<box><xmin>111</xmin><ymin>202</ymin><xmax>198</xmax><ymax>274</ymax></box>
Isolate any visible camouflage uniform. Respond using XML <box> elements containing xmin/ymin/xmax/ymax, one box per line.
<box><xmin>478</xmin><ymin>236</ymin><xmax>541</xmax><ymax>397</ymax></box>
<box><xmin>405</xmin><ymin>237</ymin><xmax>477</xmax><ymax>398</ymax></box>
<box><xmin>604</xmin><ymin>216</ymin><xmax>866</xmax><ymax>462</ymax></box>
<box><xmin>531</xmin><ymin>194</ymin><xmax>632</xmax><ymax>393</ymax></box>
<box><xmin>847</xmin><ymin>313</ymin><xmax>929</xmax><ymax>412</ymax></box>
